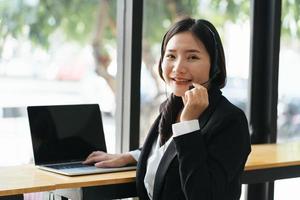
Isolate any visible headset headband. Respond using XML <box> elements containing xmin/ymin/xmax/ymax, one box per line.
<box><xmin>196</xmin><ymin>20</ymin><xmax>219</xmax><ymax>78</ymax></box>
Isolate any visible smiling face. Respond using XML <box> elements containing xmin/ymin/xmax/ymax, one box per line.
<box><xmin>161</xmin><ymin>31</ymin><xmax>211</xmax><ymax>96</ymax></box>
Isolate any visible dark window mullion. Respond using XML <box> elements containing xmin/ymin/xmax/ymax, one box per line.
<box><xmin>116</xmin><ymin>0</ymin><xmax>143</xmax><ymax>153</ymax></box>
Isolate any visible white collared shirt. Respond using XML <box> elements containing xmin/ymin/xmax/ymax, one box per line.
<box><xmin>144</xmin><ymin>135</ymin><xmax>172</xmax><ymax>199</ymax></box>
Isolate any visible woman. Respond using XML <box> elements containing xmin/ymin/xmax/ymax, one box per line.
<box><xmin>84</xmin><ymin>18</ymin><xmax>251</xmax><ymax>200</ymax></box>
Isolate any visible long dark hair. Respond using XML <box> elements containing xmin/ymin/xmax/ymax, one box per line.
<box><xmin>158</xmin><ymin>18</ymin><xmax>227</xmax><ymax>145</ymax></box>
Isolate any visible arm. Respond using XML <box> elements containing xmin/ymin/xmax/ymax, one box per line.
<box><xmin>173</xmin><ymin>111</ymin><xmax>251</xmax><ymax>199</ymax></box>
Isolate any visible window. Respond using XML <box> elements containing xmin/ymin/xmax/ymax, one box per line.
<box><xmin>275</xmin><ymin>0</ymin><xmax>300</xmax><ymax>198</ymax></box>
<box><xmin>0</xmin><ymin>0</ymin><xmax>118</xmax><ymax>166</ymax></box>
<box><xmin>277</xmin><ymin>0</ymin><xmax>300</xmax><ymax>143</ymax></box>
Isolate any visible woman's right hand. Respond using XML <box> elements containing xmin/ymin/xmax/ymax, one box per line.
<box><xmin>82</xmin><ymin>151</ymin><xmax>136</xmax><ymax>168</ymax></box>
<box><xmin>181</xmin><ymin>83</ymin><xmax>209</xmax><ymax>121</ymax></box>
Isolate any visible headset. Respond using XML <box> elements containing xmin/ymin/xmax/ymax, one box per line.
<box><xmin>196</xmin><ymin>20</ymin><xmax>220</xmax><ymax>86</ymax></box>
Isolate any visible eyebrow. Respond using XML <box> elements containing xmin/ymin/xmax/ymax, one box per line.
<box><xmin>166</xmin><ymin>49</ymin><xmax>201</xmax><ymax>53</ymax></box>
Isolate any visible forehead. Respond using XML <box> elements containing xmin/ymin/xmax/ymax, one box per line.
<box><xmin>165</xmin><ymin>31</ymin><xmax>206</xmax><ymax>51</ymax></box>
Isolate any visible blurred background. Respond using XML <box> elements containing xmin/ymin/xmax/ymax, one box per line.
<box><xmin>0</xmin><ymin>0</ymin><xmax>299</xmax><ymax>199</ymax></box>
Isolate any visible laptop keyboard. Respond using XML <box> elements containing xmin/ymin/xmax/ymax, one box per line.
<box><xmin>49</xmin><ymin>163</ymin><xmax>93</xmax><ymax>170</ymax></box>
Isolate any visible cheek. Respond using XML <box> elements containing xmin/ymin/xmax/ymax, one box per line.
<box><xmin>161</xmin><ymin>61</ymin><xmax>172</xmax><ymax>80</ymax></box>
<box><xmin>196</xmin><ymin>67</ymin><xmax>209</xmax><ymax>77</ymax></box>
<box><xmin>191</xmin><ymin>64</ymin><xmax>210</xmax><ymax>82</ymax></box>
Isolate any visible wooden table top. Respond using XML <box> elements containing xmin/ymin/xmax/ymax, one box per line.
<box><xmin>1</xmin><ymin>141</ymin><xmax>300</xmax><ymax>196</ymax></box>
<box><xmin>245</xmin><ymin>142</ymin><xmax>300</xmax><ymax>170</ymax></box>
<box><xmin>0</xmin><ymin>164</ymin><xmax>136</xmax><ymax>196</ymax></box>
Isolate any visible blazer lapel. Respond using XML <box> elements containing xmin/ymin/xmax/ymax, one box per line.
<box><xmin>198</xmin><ymin>86</ymin><xmax>222</xmax><ymax>132</ymax></box>
<box><xmin>152</xmin><ymin>141</ymin><xmax>177</xmax><ymax>200</ymax></box>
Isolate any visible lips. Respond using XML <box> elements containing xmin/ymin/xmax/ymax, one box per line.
<box><xmin>171</xmin><ymin>77</ymin><xmax>192</xmax><ymax>85</ymax></box>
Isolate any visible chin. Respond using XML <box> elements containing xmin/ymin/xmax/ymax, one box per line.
<box><xmin>172</xmin><ymin>89</ymin><xmax>186</xmax><ymax>97</ymax></box>
<box><xmin>169</xmin><ymin>83</ymin><xmax>189</xmax><ymax>96</ymax></box>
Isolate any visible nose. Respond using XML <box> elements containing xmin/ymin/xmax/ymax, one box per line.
<box><xmin>172</xmin><ymin>58</ymin><xmax>187</xmax><ymax>74</ymax></box>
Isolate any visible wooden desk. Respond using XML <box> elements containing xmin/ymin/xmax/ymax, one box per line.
<box><xmin>0</xmin><ymin>165</ymin><xmax>136</xmax><ymax>198</ymax></box>
<box><xmin>1</xmin><ymin>142</ymin><xmax>300</xmax><ymax>198</ymax></box>
<box><xmin>242</xmin><ymin>142</ymin><xmax>300</xmax><ymax>183</ymax></box>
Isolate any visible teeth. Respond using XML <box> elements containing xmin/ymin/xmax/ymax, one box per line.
<box><xmin>174</xmin><ymin>79</ymin><xmax>189</xmax><ymax>82</ymax></box>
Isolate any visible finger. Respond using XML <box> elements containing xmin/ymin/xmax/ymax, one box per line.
<box><xmin>83</xmin><ymin>152</ymin><xmax>98</xmax><ymax>163</ymax></box>
<box><xmin>86</xmin><ymin>151</ymin><xmax>102</xmax><ymax>159</ymax></box>
<box><xmin>83</xmin><ymin>157</ymin><xmax>99</xmax><ymax>164</ymax></box>
<box><xmin>83</xmin><ymin>154</ymin><xmax>108</xmax><ymax>164</ymax></box>
<box><xmin>85</xmin><ymin>152</ymin><xmax>96</xmax><ymax>160</ymax></box>
<box><xmin>95</xmin><ymin>160</ymin><xmax>121</xmax><ymax>168</ymax></box>
<box><xmin>184</xmin><ymin>90</ymin><xmax>193</xmax><ymax>102</ymax></box>
<box><xmin>95</xmin><ymin>161</ymin><xmax>110</xmax><ymax>168</ymax></box>
<box><xmin>188</xmin><ymin>85</ymin><xmax>194</xmax><ymax>90</ymax></box>
<box><xmin>192</xmin><ymin>82</ymin><xmax>205</xmax><ymax>90</ymax></box>
<box><xmin>194</xmin><ymin>85</ymin><xmax>207</xmax><ymax>95</ymax></box>
<box><xmin>82</xmin><ymin>158</ymin><xmax>94</xmax><ymax>164</ymax></box>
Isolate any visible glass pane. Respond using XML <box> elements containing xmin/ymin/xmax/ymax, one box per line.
<box><xmin>141</xmin><ymin>0</ymin><xmax>250</xmax><ymax>144</ymax></box>
<box><xmin>277</xmin><ymin>0</ymin><xmax>300</xmax><ymax>142</ymax></box>
<box><xmin>275</xmin><ymin>0</ymin><xmax>300</xmax><ymax>198</ymax></box>
<box><xmin>0</xmin><ymin>0</ymin><xmax>118</xmax><ymax>166</ymax></box>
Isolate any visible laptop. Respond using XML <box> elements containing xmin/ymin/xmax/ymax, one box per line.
<box><xmin>27</xmin><ymin>104</ymin><xmax>136</xmax><ymax>176</ymax></box>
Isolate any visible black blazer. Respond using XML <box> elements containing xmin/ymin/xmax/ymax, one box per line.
<box><xmin>136</xmin><ymin>87</ymin><xmax>251</xmax><ymax>200</ymax></box>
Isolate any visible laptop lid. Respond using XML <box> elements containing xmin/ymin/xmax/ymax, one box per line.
<box><xmin>27</xmin><ymin>104</ymin><xmax>107</xmax><ymax>166</ymax></box>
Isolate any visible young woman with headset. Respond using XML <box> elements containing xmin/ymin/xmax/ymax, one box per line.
<box><xmin>84</xmin><ymin>17</ymin><xmax>251</xmax><ymax>200</ymax></box>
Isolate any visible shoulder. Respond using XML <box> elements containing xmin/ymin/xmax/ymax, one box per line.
<box><xmin>206</xmin><ymin>95</ymin><xmax>250</xmax><ymax>148</ymax></box>
<box><xmin>215</xmin><ymin>95</ymin><xmax>247</xmax><ymax>121</ymax></box>
<box><xmin>216</xmin><ymin>96</ymin><xmax>245</xmax><ymax>116</ymax></box>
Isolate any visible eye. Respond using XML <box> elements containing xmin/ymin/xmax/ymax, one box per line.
<box><xmin>165</xmin><ymin>54</ymin><xmax>176</xmax><ymax>60</ymax></box>
<box><xmin>187</xmin><ymin>55</ymin><xmax>200</xmax><ymax>60</ymax></box>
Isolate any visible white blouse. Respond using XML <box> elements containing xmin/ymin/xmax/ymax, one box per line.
<box><xmin>144</xmin><ymin>135</ymin><xmax>172</xmax><ymax>199</ymax></box>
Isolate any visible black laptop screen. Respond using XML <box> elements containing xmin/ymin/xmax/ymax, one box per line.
<box><xmin>27</xmin><ymin>104</ymin><xmax>107</xmax><ymax>165</ymax></box>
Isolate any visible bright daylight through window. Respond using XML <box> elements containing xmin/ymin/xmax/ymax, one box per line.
<box><xmin>0</xmin><ymin>0</ymin><xmax>118</xmax><ymax>166</ymax></box>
